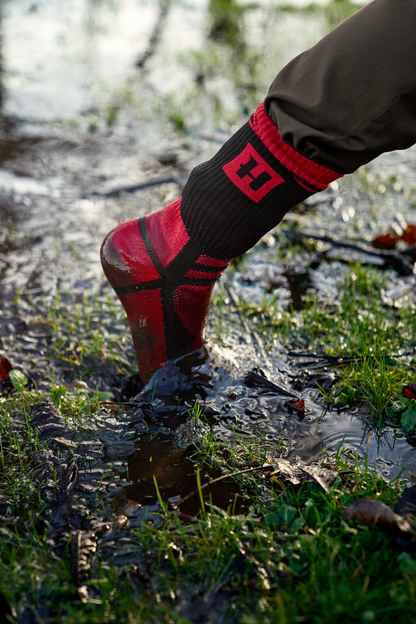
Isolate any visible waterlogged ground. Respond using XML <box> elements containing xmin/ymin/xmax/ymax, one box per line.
<box><xmin>2</xmin><ymin>0</ymin><xmax>416</xmax><ymax>622</ymax></box>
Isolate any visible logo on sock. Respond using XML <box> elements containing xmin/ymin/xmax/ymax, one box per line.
<box><xmin>223</xmin><ymin>143</ymin><xmax>284</xmax><ymax>202</ymax></box>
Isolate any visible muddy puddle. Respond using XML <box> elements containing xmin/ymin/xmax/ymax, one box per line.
<box><xmin>123</xmin><ymin>345</ymin><xmax>416</xmax><ymax>490</ymax></box>
<box><xmin>33</xmin><ymin>340</ymin><xmax>416</xmax><ymax>529</ymax></box>
<box><xmin>2</xmin><ymin>0</ymin><xmax>416</xmax><ymax>528</ymax></box>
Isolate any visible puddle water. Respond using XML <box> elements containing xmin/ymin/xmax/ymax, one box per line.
<box><xmin>86</xmin><ymin>345</ymin><xmax>416</xmax><ymax>513</ymax></box>
<box><xmin>125</xmin><ymin>432</ymin><xmax>246</xmax><ymax>517</ymax></box>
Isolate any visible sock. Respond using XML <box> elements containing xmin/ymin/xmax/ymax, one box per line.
<box><xmin>101</xmin><ymin>103</ymin><xmax>342</xmax><ymax>383</ymax></box>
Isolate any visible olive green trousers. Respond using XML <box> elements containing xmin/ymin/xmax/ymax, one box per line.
<box><xmin>265</xmin><ymin>0</ymin><xmax>416</xmax><ymax>174</ymax></box>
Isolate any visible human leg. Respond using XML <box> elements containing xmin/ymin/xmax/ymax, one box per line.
<box><xmin>101</xmin><ymin>0</ymin><xmax>416</xmax><ymax>383</ymax></box>
<box><xmin>101</xmin><ymin>107</ymin><xmax>340</xmax><ymax>383</ymax></box>
<box><xmin>266</xmin><ymin>0</ymin><xmax>416</xmax><ymax>173</ymax></box>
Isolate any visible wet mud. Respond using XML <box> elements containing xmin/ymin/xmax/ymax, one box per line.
<box><xmin>2</xmin><ymin>2</ymin><xmax>416</xmax><ymax>598</ymax></box>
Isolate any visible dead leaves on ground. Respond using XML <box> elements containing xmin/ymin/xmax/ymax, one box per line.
<box><xmin>342</xmin><ymin>499</ymin><xmax>413</xmax><ymax>535</ymax></box>
<box><xmin>267</xmin><ymin>458</ymin><xmax>338</xmax><ymax>493</ymax></box>
<box><xmin>343</xmin><ymin>484</ymin><xmax>416</xmax><ymax>539</ymax></box>
<box><xmin>372</xmin><ymin>222</ymin><xmax>416</xmax><ymax>249</ymax></box>
<box><xmin>284</xmin><ymin>398</ymin><xmax>305</xmax><ymax>417</ymax></box>
<box><xmin>269</xmin><ymin>456</ymin><xmax>416</xmax><ymax>541</ymax></box>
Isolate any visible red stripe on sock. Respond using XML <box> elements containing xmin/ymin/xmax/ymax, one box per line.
<box><xmin>119</xmin><ymin>289</ymin><xmax>167</xmax><ymax>379</ymax></box>
<box><xmin>249</xmin><ymin>103</ymin><xmax>342</xmax><ymax>190</ymax></box>
<box><xmin>196</xmin><ymin>255</ymin><xmax>230</xmax><ymax>267</ymax></box>
<box><xmin>174</xmin><ymin>284</ymin><xmax>213</xmax><ymax>343</ymax></box>
<box><xmin>185</xmin><ymin>269</ymin><xmax>222</xmax><ymax>280</ymax></box>
<box><xmin>146</xmin><ymin>199</ymin><xmax>190</xmax><ymax>268</ymax></box>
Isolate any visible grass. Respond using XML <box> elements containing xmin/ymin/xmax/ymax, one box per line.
<box><xmin>1</xmin><ymin>0</ymin><xmax>415</xmax><ymax>620</ymax></box>
<box><xmin>231</xmin><ymin>257</ymin><xmax>416</xmax><ymax>429</ymax></box>
<box><xmin>2</xmin><ymin>383</ymin><xmax>416</xmax><ymax>623</ymax></box>
<box><xmin>1</xmin><ymin>269</ymin><xmax>416</xmax><ymax>621</ymax></box>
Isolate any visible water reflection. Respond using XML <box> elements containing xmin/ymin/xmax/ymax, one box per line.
<box><xmin>0</xmin><ymin>0</ymin><xmax>360</xmax><ymax>122</ymax></box>
<box><xmin>121</xmin><ymin>346</ymin><xmax>416</xmax><ymax>494</ymax></box>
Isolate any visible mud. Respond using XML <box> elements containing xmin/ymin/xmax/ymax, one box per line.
<box><xmin>2</xmin><ymin>0</ymin><xmax>416</xmax><ymax>529</ymax></box>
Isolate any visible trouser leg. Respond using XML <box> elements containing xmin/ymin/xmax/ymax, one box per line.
<box><xmin>265</xmin><ymin>0</ymin><xmax>416</xmax><ymax>174</ymax></box>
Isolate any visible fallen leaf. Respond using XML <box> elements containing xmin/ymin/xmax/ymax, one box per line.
<box><xmin>343</xmin><ymin>499</ymin><xmax>413</xmax><ymax>535</ymax></box>
<box><xmin>372</xmin><ymin>231</ymin><xmax>400</xmax><ymax>249</ymax></box>
<box><xmin>285</xmin><ymin>398</ymin><xmax>305</xmax><ymax>416</ymax></box>
<box><xmin>402</xmin><ymin>384</ymin><xmax>416</xmax><ymax>400</ymax></box>
<box><xmin>117</xmin><ymin>500</ymin><xmax>143</xmax><ymax>518</ymax></box>
<box><xmin>0</xmin><ymin>358</ymin><xmax>12</xmax><ymax>381</ymax></box>
<box><xmin>67</xmin><ymin>380</ymin><xmax>94</xmax><ymax>396</ymax></box>
<box><xmin>0</xmin><ymin>517</ymin><xmax>14</xmax><ymax>526</ymax></box>
<box><xmin>301</xmin><ymin>465</ymin><xmax>337</xmax><ymax>493</ymax></box>
<box><xmin>401</xmin><ymin>224</ymin><xmax>416</xmax><ymax>245</ymax></box>
<box><xmin>268</xmin><ymin>458</ymin><xmax>337</xmax><ymax>493</ymax></box>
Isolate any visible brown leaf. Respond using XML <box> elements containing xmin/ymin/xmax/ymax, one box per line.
<box><xmin>402</xmin><ymin>384</ymin><xmax>416</xmax><ymax>400</ymax></box>
<box><xmin>0</xmin><ymin>517</ymin><xmax>14</xmax><ymax>526</ymax></box>
<box><xmin>116</xmin><ymin>500</ymin><xmax>143</xmax><ymax>518</ymax></box>
<box><xmin>268</xmin><ymin>458</ymin><xmax>337</xmax><ymax>493</ymax></box>
<box><xmin>285</xmin><ymin>398</ymin><xmax>305</xmax><ymax>416</ymax></box>
<box><xmin>300</xmin><ymin>465</ymin><xmax>337</xmax><ymax>494</ymax></box>
<box><xmin>401</xmin><ymin>224</ymin><xmax>416</xmax><ymax>245</ymax></box>
<box><xmin>372</xmin><ymin>231</ymin><xmax>400</xmax><ymax>249</ymax></box>
<box><xmin>67</xmin><ymin>380</ymin><xmax>94</xmax><ymax>396</ymax></box>
<box><xmin>343</xmin><ymin>499</ymin><xmax>413</xmax><ymax>535</ymax></box>
<box><xmin>0</xmin><ymin>357</ymin><xmax>12</xmax><ymax>382</ymax></box>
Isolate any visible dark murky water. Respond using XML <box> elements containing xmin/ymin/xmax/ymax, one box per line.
<box><xmin>64</xmin><ymin>343</ymin><xmax>416</xmax><ymax>515</ymax></box>
<box><xmin>132</xmin><ymin>346</ymin><xmax>416</xmax><ymax>485</ymax></box>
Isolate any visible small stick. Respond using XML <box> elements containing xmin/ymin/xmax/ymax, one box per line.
<box><xmin>174</xmin><ymin>465</ymin><xmax>273</xmax><ymax>507</ymax></box>
<box><xmin>285</xmin><ymin>229</ymin><xmax>413</xmax><ymax>274</ymax></box>
<box><xmin>94</xmin><ymin>174</ymin><xmax>189</xmax><ymax>197</ymax></box>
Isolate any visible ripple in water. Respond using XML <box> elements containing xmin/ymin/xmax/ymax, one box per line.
<box><xmin>133</xmin><ymin>344</ymin><xmax>416</xmax><ymax>484</ymax></box>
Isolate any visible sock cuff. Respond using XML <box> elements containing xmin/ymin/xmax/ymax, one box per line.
<box><xmin>249</xmin><ymin>103</ymin><xmax>343</xmax><ymax>190</ymax></box>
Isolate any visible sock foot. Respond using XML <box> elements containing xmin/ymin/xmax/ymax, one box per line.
<box><xmin>101</xmin><ymin>200</ymin><xmax>230</xmax><ymax>383</ymax></box>
<box><xmin>101</xmin><ymin>104</ymin><xmax>342</xmax><ymax>382</ymax></box>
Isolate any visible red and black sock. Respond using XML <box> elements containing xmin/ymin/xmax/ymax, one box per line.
<box><xmin>101</xmin><ymin>103</ymin><xmax>342</xmax><ymax>383</ymax></box>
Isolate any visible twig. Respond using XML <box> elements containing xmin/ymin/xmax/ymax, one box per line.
<box><xmin>101</xmin><ymin>401</ymin><xmax>143</xmax><ymax>406</ymax></box>
<box><xmin>285</xmin><ymin>229</ymin><xmax>413</xmax><ymax>275</ymax></box>
<box><xmin>173</xmin><ymin>465</ymin><xmax>273</xmax><ymax>507</ymax></box>
<box><xmin>289</xmin><ymin>349</ymin><xmax>416</xmax><ymax>370</ymax></box>
<box><xmin>136</xmin><ymin>5</ymin><xmax>169</xmax><ymax>69</ymax></box>
<box><xmin>244</xmin><ymin>370</ymin><xmax>297</xmax><ymax>398</ymax></box>
<box><xmin>93</xmin><ymin>174</ymin><xmax>189</xmax><ymax>197</ymax></box>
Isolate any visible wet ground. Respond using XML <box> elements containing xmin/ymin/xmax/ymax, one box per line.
<box><xmin>2</xmin><ymin>0</ymin><xmax>416</xmax><ymax>526</ymax></box>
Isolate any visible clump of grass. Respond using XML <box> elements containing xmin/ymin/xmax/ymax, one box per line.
<box><xmin>235</xmin><ymin>262</ymin><xmax>416</xmax><ymax>428</ymax></box>
<box><xmin>343</xmin><ymin>261</ymin><xmax>389</xmax><ymax>296</ymax></box>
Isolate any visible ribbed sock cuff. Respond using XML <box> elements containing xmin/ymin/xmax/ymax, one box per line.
<box><xmin>250</xmin><ymin>103</ymin><xmax>343</xmax><ymax>190</ymax></box>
